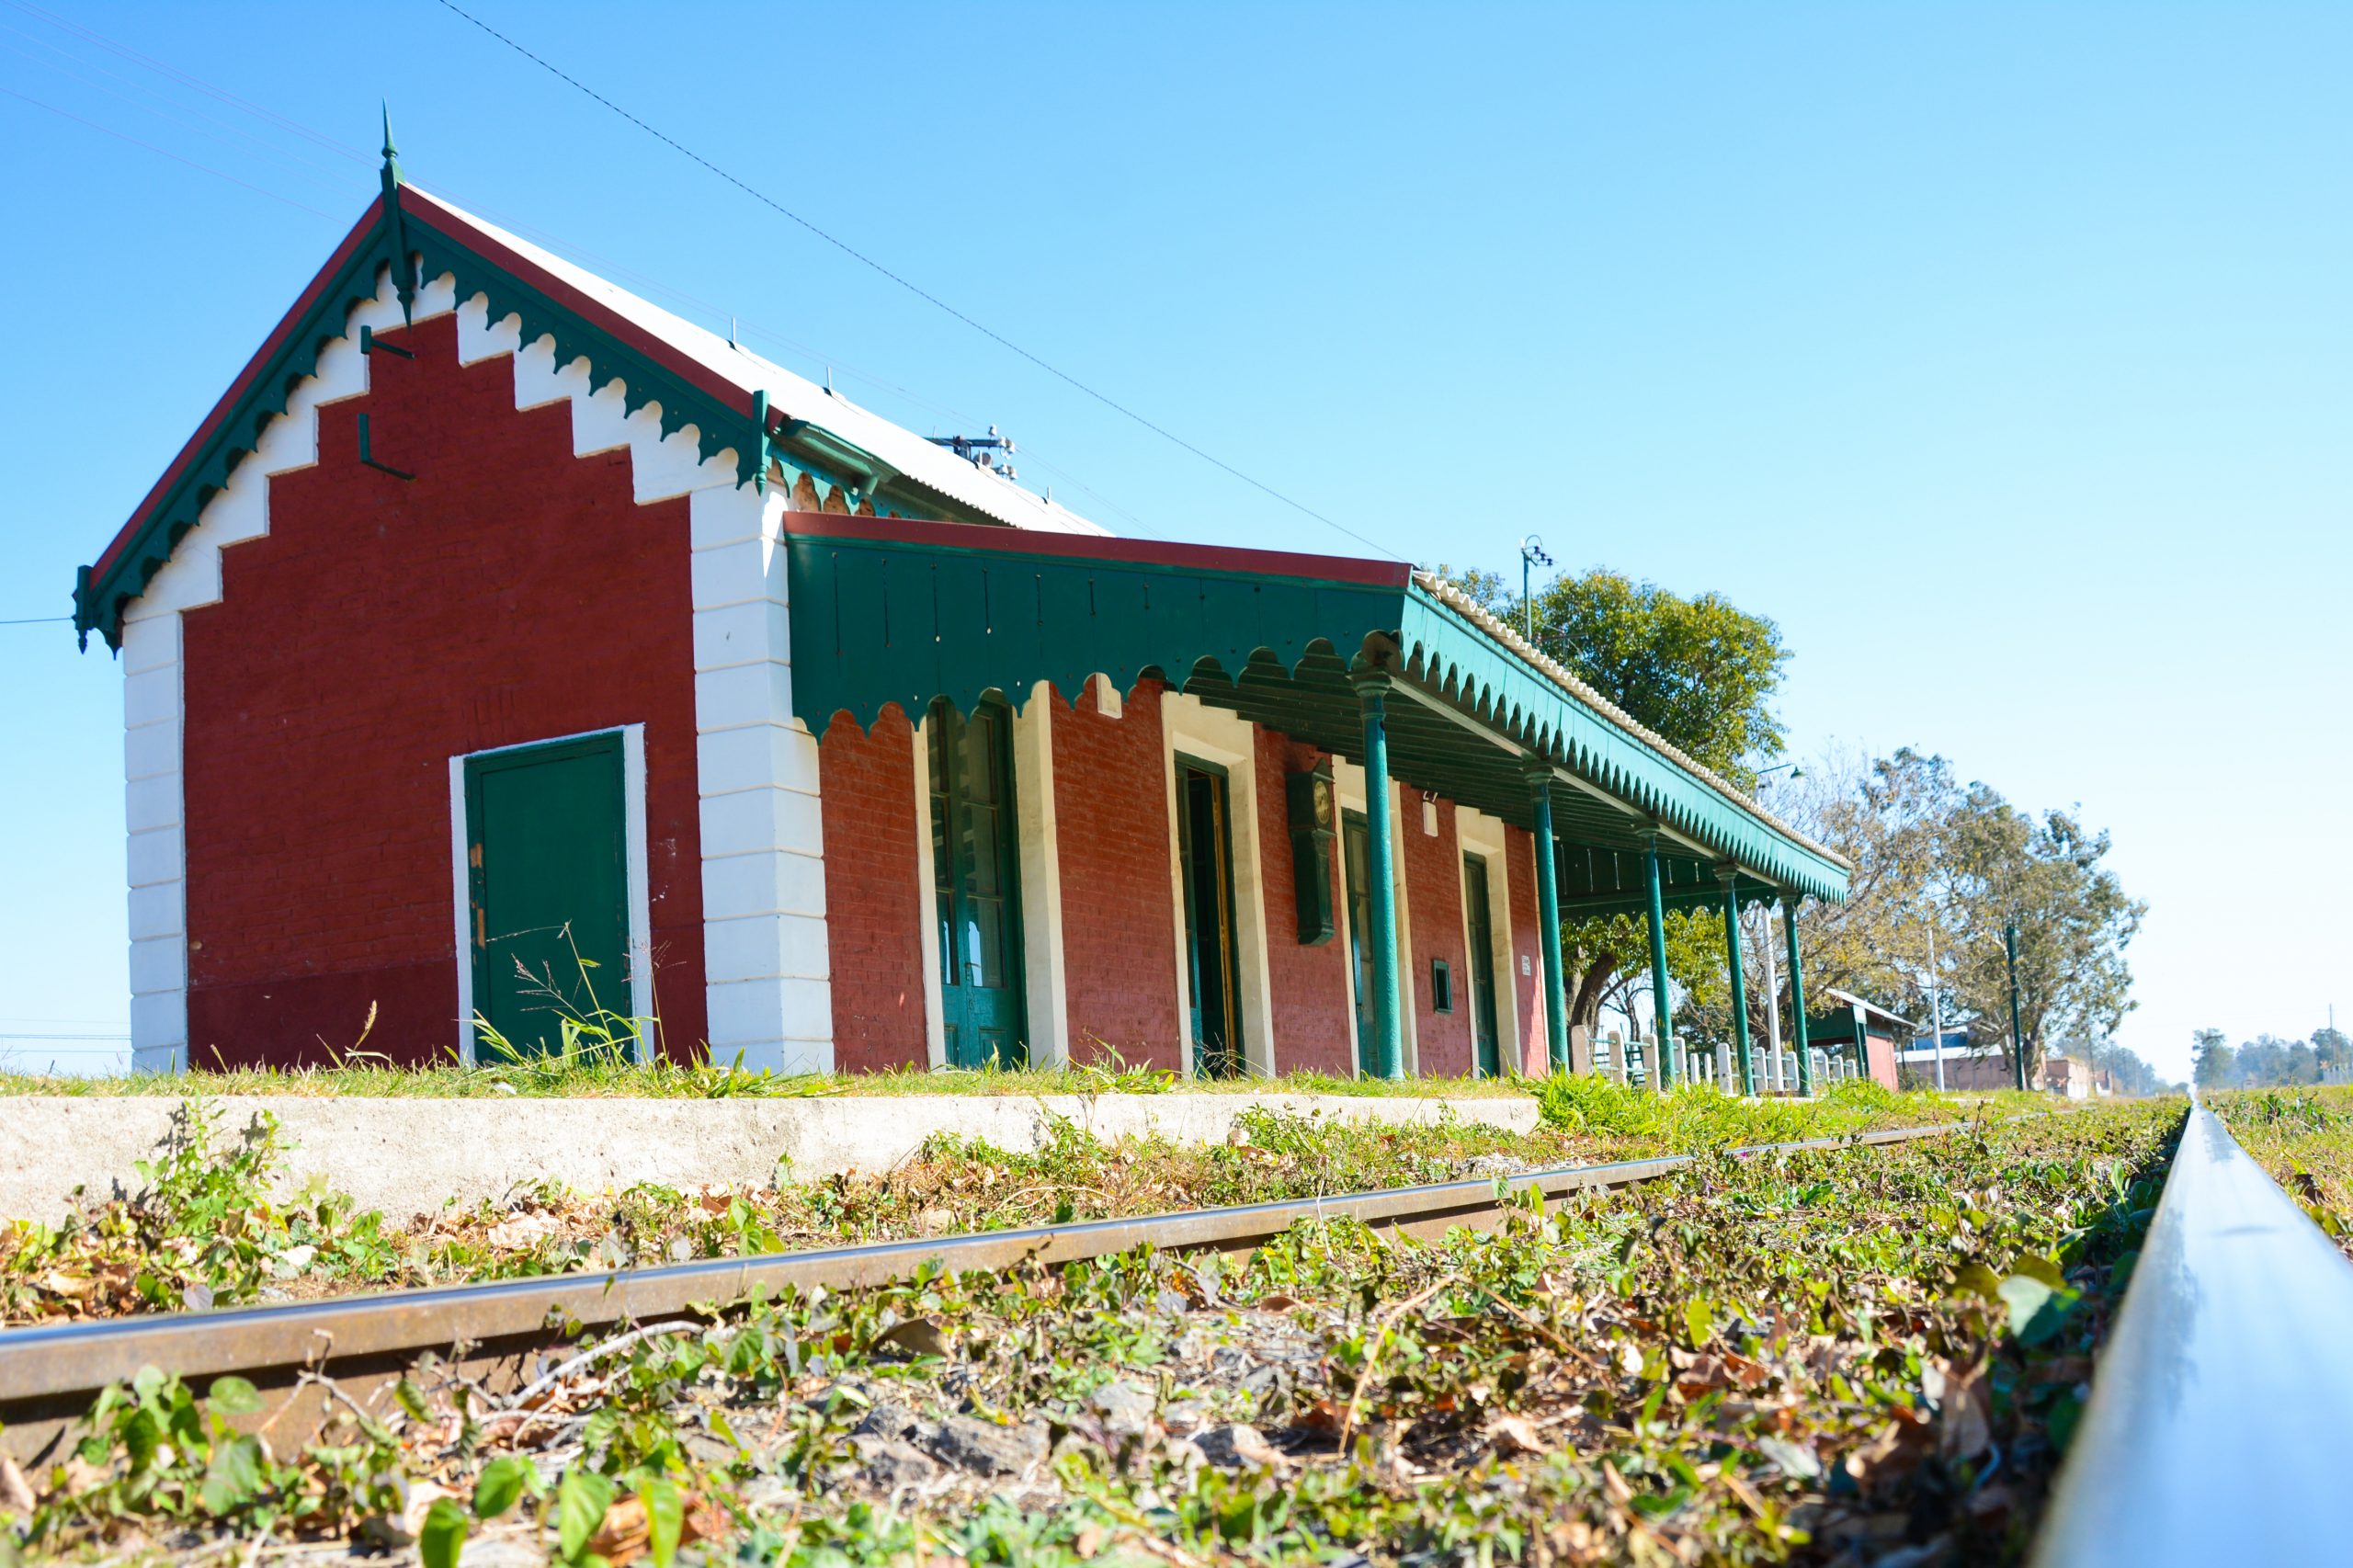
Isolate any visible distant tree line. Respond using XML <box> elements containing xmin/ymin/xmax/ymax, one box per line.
<box><xmin>2051</xmin><ymin>1036</ymin><xmax>2175</xmax><ymax>1096</ymax></box>
<box><xmin>2194</xmin><ymin>1028</ymin><xmax>2352</xmax><ymax>1089</ymax></box>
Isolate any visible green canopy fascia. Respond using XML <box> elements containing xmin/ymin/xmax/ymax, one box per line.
<box><xmin>784</xmin><ymin>515</ymin><xmax>1848</xmax><ymax>904</ymax></box>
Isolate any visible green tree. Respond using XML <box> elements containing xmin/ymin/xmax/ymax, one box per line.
<box><xmin>1941</xmin><ymin>791</ymin><xmax>2143</xmax><ymax>1077</ymax></box>
<box><xmin>1779</xmin><ymin>751</ymin><xmax>2142</xmax><ymax>1080</ymax></box>
<box><xmin>2192</xmin><ymin>1028</ymin><xmax>2236</xmax><ymax>1087</ymax></box>
<box><xmin>1440</xmin><ymin>564</ymin><xmax>1792</xmax><ymax>1041</ymax></box>
<box><xmin>1779</xmin><ymin>749</ymin><xmax>1955</xmax><ymax>1017</ymax></box>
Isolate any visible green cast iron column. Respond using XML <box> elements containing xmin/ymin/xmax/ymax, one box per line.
<box><xmin>1721</xmin><ymin>868</ymin><xmax>1755</xmax><ymax>1096</ymax></box>
<box><xmin>1784</xmin><ymin>899</ymin><xmax>1814</xmax><ymax>1096</ymax></box>
<box><xmin>1641</xmin><ymin>828</ymin><xmax>1676</xmax><ymax>1089</ymax></box>
<box><xmin>1355</xmin><ymin>671</ymin><xmax>1405</xmax><ymax>1081</ymax></box>
<box><xmin>1528</xmin><ymin>763</ymin><xmax>1570</xmax><ymax>1073</ymax></box>
<box><xmin>2006</xmin><ymin>920</ymin><xmax>2029</xmax><ymax>1092</ymax></box>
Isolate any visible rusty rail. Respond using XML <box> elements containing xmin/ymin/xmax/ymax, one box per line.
<box><xmin>0</xmin><ymin>1121</ymin><xmax>1963</xmax><ymax>1458</ymax></box>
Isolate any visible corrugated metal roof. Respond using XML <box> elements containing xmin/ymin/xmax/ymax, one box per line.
<box><xmin>416</xmin><ymin>189</ymin><xmax>1109</xmax><ymax>538</ymax></box>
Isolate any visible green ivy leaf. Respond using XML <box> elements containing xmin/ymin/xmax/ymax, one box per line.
<box><xmin>199</xmin><ymin>1434</ymin><xmax>265</xmax><ymax>1515</ymax></box>
<box><xmin>472</xmin><ymin>1456</ymin><xmax>535</xmax><ymax>1520</ymax></box>
<box><xmin>556</xmin><ymin>1468</ymin><xmax>615</xmax><ymax>1562</ymax></box>
<box><xmin>206</xmin><ymin>1375</ymin><xmax>262</xmax><ymax>1416</ymax></box>
<box><xmin>1682</xmin><ymin>1298</ymin><xmax>1713</xmax><ymax>1349</ymax></box>
<box><xmin>2008</xmin><ymin>1253</ymin><xmax>2067</xmax><ymax>1290</ymax></box>
<box><xmin>640</xmin><ymin>1477</ymin><xmax>684</xmax><ymax>1568</ymax></box>
<box><xmin>120</xmin><ymin>1406</ymin><xmax>164</xmax><ymax>1475</ymax></box>
<box><xmin>420</xmin><ymin>1498</ymin><xmax>469</xmax><ymax>1568</ymax></box>
<box><xmin>1997</xmin><ymin>1274</ymin><xmax>2079</xmax><ymax>1346</ymax></box>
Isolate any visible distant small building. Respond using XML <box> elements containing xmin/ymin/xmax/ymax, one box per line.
<box><xmin>2040</xmin><ymin>1056</ymin><xmax>2092</xmax><ymax>1100</ymax></box>
<box><xmin>1898</xmin><ymin>1030</ymin><xmax>1999</xmax><ymax>1090</ymax></box>
<box><xmin>1805</xmin><ymin>990</ymin><xmax>1915</xmax><ymax>1090</ymax></box>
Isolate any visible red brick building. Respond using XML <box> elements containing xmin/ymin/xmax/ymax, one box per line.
<box><xmin>75</xmin><ymin>157</ymin><xmax>1848</xmax><ymax>1079</ymax></box>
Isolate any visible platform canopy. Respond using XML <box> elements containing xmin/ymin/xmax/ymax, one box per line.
<box><xmin>786</xmin><ymin>513</ymin><xmax>1849</xmax><ymax>908</ymax></box>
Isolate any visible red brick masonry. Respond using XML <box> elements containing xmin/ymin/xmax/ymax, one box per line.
<box><xmin>179</xmin><ymin>312</ymin><xmax>708</xmax><ymax>1066</ymax></box>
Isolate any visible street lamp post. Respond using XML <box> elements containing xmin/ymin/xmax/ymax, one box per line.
<box><xmin>1518</xmin><ymin>536</ymin><xmax>1553</xmax><ymax>643</ymax></box>
<box><xmin>1927</xmin><ymin>921</ymin><xmax>1946</xmax><ymax>1092</ymax></box>
<box><xmin>2006</xmin><ymin>920</ymin><xmax>2029</xmax><ymax>1092</ymax></box>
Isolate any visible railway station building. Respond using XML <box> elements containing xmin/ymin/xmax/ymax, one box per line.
<box><xmin>74</xmin><ymin>152</ymin><xmax>1850</xmax><ymax>1084</ymax></box>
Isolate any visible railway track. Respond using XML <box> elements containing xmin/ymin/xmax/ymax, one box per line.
<box><xmin>0</xmin><ymin>1122</ymin><xmax>1961</xmax><ymax>1464</ymax></box>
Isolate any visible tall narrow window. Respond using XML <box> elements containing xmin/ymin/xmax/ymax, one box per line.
<box><xmin>1176</xmin><ymin>756</ymin><xmax>1244</xmax><ymax>1078</ymax></box>
<box><xmin>1462</xmin><ymin>853</ymin><xmax>1503</xmax><ymax>1076</ymax></box>
<box><xmin>927</xmin><ymin>697</ymin><xmax>1026</xmax><ymax>1067</ymax></box>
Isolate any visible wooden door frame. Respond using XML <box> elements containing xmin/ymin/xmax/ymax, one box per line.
<box><xmin>920</xmin><ymin>695</ymin><xmax>1029</xmax><ymax>1069</ymax></box>
<box><xmin>1460</xmin><ymin>850</ymin><xmax>1504</xmax><ymax>1076</ymax></box>
<box><xmin>1158</xmin><ymin>693</ymin><xmax>1275</xmax><ymax>1078</ymax></box>
<box><xmin>1173</xmin><ymin>752</ymin><xmax>1246</xmax><ymax>1079</ymax></box>
<box><xmin>1452</xmin><ymin>807</ymin><xmax>1523</xmax><ymax>1073</ymax></box>
<box><xmin>448</xmin><ymin>723</ymin><xmax>654</xmax><ymax>1064</ymax></box>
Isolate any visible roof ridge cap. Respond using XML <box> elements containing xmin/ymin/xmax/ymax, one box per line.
<box><xmin>1411</xmin><ymin>572</ymin><xmax>1852</xmax><ymax>873</ymax></box>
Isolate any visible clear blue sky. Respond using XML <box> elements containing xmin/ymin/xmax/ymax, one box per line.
<box><xmin>4</xmin><ymin>3</ymin><xmax>2345</xmax><ymax>1080</ymax></box>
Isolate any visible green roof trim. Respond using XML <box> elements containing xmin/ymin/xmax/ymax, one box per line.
<box><xmin>1396</xmin><ymin>579</ymin><xmax>1848</xmax><ymax>903</ymax></box>
<box><xmin>74</xmin><ymin>186</ymin><xmax>962</xmax><ymax>653</ymax></box>
<box><xmin>784</xmin><ymin>516</ymin><xmax>1849</xmax><ymax>904</ymax></box>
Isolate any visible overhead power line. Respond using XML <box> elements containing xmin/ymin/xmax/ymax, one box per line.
<box><xmin>0</xmin><ymin>0</ymin><xmax>1195</xmax><ymax>546</ymax></box>
<box><xmin>0</xmin><ymin>85</ymin><xmax>340</xmax><ymax>218</ymax></box>
<box><xmin>428</xmin><ymin>0</ymin><xmax>1402</xmax><ymax>562</ymax></box>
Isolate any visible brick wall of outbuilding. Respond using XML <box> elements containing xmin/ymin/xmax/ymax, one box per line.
<box><xmin>817</xmin><ymin>703</ymin><xmax>928</xmax><ymax>1072</ymax></box>
<box><xmin>179</xmin><ymin>311</ymin><xmax>707</xmax><ymax>1067</ymax></box>
<box><xmin>1051</xmin><ymin>679</ymin><xmax>1182</xmax><ymax>1068</ymax></box>
<box><xmin>1253</xmin><ymin>731</ymin><xmax>1355</xmax><ymax>1075</ymax></box>
<box><xmin>1403</xmin><ymin>798</ymin><xmax>1472</xmax><ymax>1076</ymax></box>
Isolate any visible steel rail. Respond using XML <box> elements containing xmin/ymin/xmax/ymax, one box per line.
<box><xmin>2032</xmin><ymin>1097</ymin><xmax>2353</xmax><ymax>1567</ymax></box>
<box><xmin>0</xmin><ymin>1120</ymin><xmax>1962</xmax><ymax>1454</ymax></box>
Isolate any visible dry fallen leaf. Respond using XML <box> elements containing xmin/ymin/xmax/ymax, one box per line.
<box><xmin>874</xmin><ymin>1317</ymin><xmax>952</xmax><ymax>1359</ymax></box>
<box><xmin>1228</xmin><ymin>1425</ymin><xmax>1293</xmax><ymax>1471</ymax></box>
<box><xmin>397</xmin><ymin>1482</ymin><xmax>453</xmax><ymax>1540</ymax></box>
<box><xmin>1490</xmin><ymin>1414</ymin><xmax>1551</xmax><ymax>1457</ymax></box>
<box><xmin>1940</xmin><ymin>1362</ymin><xmax>1993</xmax><ymax>1461</ymax></box>
<box><xmin>1</xmin><ymin>1453</ymin><xmax>36</xmax><ymax>1515</ymax></box>
<box><xmin>1601</xmin><ymin>1460</ymin><xmax>1635</xmax><ymax>1506</ymax></box>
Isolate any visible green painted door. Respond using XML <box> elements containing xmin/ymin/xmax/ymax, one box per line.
<box><xmin>465</xmin><ymin>732</ymin><xmax>631</xmax><ymax>1059</ymax></box>
<box><xmin>928</xmin><ymin>698</ymin><xmax>1026</xmax><ymax>1067</ymax></box>
<box><xmin>1343</xmin><ymin>811</ymin><xmax>1376</xmax><ymax>1076</ymax></box>
<box><xmin>1462</xmin><ymin>853</ymin><xmax>1502</xmax><ymax>1076</ymax></box>
<box><xmin>1176</xmin><ymin>756</ymin><xmax>1244</xmax><ymax>1079</ymax></box>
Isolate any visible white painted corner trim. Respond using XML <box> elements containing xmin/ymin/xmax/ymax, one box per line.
<box><xmin>689</xmin><ymin>482</ymin><xmax>832</xmax><ymax>1074</ymax></box>
<box><xmin>1012</xmin><ymin>685</ymin><xmax>1071</xmax><ymax>1069</ymax></box>
<box><xmin>911</xmin><ymin>712</ymin><xmax>948</xmax><ymax>1070</ymax></box>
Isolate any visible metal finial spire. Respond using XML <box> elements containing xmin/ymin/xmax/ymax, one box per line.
<box><xmin>378</xmin><ymin>101</ymin><xmax>414</xmax><ymax>324</ymax></box>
